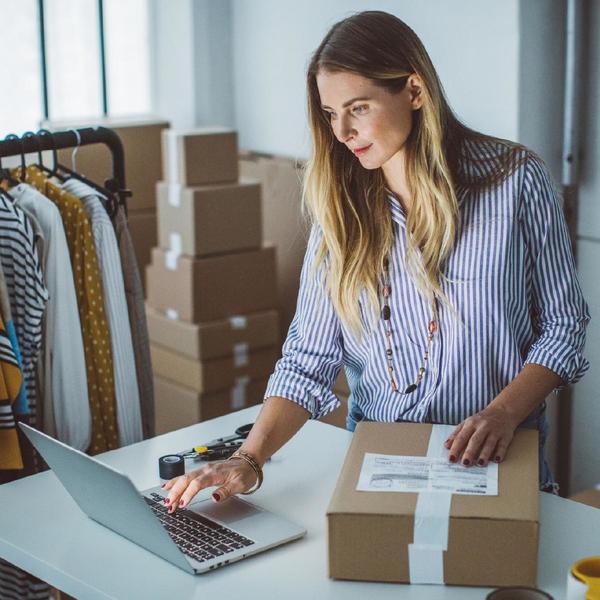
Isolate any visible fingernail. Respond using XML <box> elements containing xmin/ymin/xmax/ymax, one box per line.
<box><xmin>463</xmin><ymin>459</ymin><xmax>470</xmax><ymax>466</ymax></box>
<box><xmin>477</xmin><ymin>459</ymin><xmax>484</xmax><ymax>466</ymax></box>
<box><xmin>161</xmin><ymin>483</ymin><xmax>166</xmax><ymax>488</ymax></box>
<box><xmin>212</xmin><ymin>493</ymin><xmax>220</xmax><ymax>502</ymax></box>
<box><xmin>449</xmin><ymin>454</ymin><xmax>456</xmax><ymax>462</ymax></box>
<box><xmin>179</xmin><ymin>500</ymin><xmax>184</xmax><ymax>507</ymax></box>
<box><xmin>164</xmin><ymin>498</ymin><xmax>169</xmax><ymax>505</ymax></box>
<box><xmin>495</xmin><ymin>456</ymin><xmax>501</xmax><ymax>463</ymax></box>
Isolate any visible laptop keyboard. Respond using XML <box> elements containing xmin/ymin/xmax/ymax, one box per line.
<box><xmin>144</xmin><ymin>492</ymin><xmax>255</xmax><ymax>563</ymax></box>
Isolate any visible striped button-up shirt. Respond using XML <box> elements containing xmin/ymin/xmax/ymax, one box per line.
<box><xmin>264</xmin><ymin>146</ymin><xmax>591</xmax><ymax>424</ymax></box>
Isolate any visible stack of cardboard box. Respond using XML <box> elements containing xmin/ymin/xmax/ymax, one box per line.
<box><xmin>147</xmin><ymin>128</ymin><xmax>280</xmax><ymax>434</ymax></box>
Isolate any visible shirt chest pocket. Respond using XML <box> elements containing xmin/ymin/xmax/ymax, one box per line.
<box><xmin>442</xmin><ymin>214</ymin><xmax>514</xmax><ymax>284</ymax></box>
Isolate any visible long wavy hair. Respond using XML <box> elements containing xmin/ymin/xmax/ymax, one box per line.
<box><xmin>304</xmin><ymin>10</ymin><xmax>528</xmax><ymax>339</ymax></box>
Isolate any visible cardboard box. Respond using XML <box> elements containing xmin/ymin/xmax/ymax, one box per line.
<box><xmin>156</xmin><ymin>178</ymin><xmax>261</xmax><ymax>257</ymax></box>
<box><xmin>319</xmin><ymin>392</ymin><xmax>348</xmax><ymax>430</ymax></box>
<box><xmin>570</xmin><ymin>487</ymin><xmax>600</xmax><ymax>509</ymax></box>
<box><xmin>154</xmin><ymin>376</ymin><xmax>267</xmax><ymax>434</ymax></box>
<box><xmin>162</xmin><ymin>128</ymin><xmax>238</xmax><ymax>186</ymax></box>
<box><xmin>146</xmin><ymin>246</ymin><xmax>277</xmax><ymax>322</ymax></box>
<box><xmin>327</xmin><ymin>423</ymin><xmax>539</xmax><ymax>587</ymax></box>
<box><xmin>239</xmin><ymin>152</ymin><xmax>305</xmax><ymax>337</ymax></box>
<box><xmin>46</xmin><ymin>115</ymin><xmax>169</xmax><ymax>211</ymax></box>
<box><xmin>150</xmin><ymin>343</ymin><xmax>278</xmax><ymax>394</ymax></box>
<box><xmin>146</xmin><ymin>304</ymin><xmax>279</xmax><ymax>360</ymax></box>
<box><xmin>128</xmin><ymin>209</ymin><xmax>157</xmax><ymax>292</ymax></box>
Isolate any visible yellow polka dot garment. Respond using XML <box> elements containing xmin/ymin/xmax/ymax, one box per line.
<box><xmin>25</xmin><ymin>166</ymin><xmax>119</xmax><ymax>454</ymax></box>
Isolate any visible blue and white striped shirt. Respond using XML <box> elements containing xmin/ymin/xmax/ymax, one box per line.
<box><xmin>264</xmin><ymin>144</ymin><xmax>591</xmax><ymax>424</ymax></box>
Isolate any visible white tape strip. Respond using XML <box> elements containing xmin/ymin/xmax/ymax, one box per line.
<box><xmin>167</xmin><ymin>131</ymin><xmax>179</xmax><ymax>182</ymax></box>
<box><xmin>229</xmin><ymin>315</ymin><xmax>247</xmax><ymax>329</ymax></box>
<box><xmin>231</xmin><ymin>376</ymin><xmax>250</xmax><ymax>409</ymax></box>
<box><xmin>165</xmin><ymin>249</ymin><xmax>179</xmax><ymax>271</ymax></box>
<box><xmin>233</xmin><ymin>342</ymin><xmax>249</xmax><ymax>367</ymax></box>
<box><xmin>166</xmin><ymin>308</ymin><xmax>179</xmax><ymax>320</ymax></box>
<box><xmin>168</xmin><ymin>182</ymin><xmax>182</xmax><ymax>207</ymax></box>
<box><xmin>169</xmin><ymin>232</ymin><xmax>182</xmax><ymax>256</ymax></box>
<box><xmin>408</xmin><ymin>424</ymin><xmax>455</xmax><ymax>585</ymax></box>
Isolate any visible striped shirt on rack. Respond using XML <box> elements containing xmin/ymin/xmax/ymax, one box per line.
<box><xmin>264</xmin><ymin>143</ymin><xmax>591</xmax><ymax>425</ymax></box>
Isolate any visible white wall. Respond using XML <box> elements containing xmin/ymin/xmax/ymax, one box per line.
<box><xmin>230</xmin><ymin>0</ymin><xmax>520</xmax><ymax>160</ymax></box>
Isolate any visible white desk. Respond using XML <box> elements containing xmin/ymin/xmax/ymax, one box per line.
<box><xmin>0</xmin><ymin>405</ymin><xmax>598</xmax><ymax>599</ymax></box>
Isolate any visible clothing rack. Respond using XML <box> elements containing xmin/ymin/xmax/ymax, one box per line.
<box><xmin>0</xmin><ymin>127</ymin><xmax>130</xmax><ymax>209</ymax></box>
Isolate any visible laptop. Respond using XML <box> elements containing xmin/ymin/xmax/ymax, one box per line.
<box><xmin>19</xmin><ymin>422</ymin><xmax>306</xmax><ymax>574</ymax></box>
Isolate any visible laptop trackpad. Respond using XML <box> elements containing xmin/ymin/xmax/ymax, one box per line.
<box><xmin>189</xmin><ymin>498</ymin><xmax>262</xmax><ymax>526</ymax></box>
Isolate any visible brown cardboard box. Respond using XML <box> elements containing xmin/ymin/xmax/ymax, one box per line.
<box><xmin>327</xmin><ymin>423</ymin><xmax>539</xmax><ymax>587</ymax></box>
<box><xmin>162</xmin><ymin>128</ymin><xmax>238</xmax><ymax>186</ymax></box>
<box><xmin>150</xmin><ymin>343</ymin><xmax>278</xmax><ymax>394</ymax></box>
<box><xmin>239</xmin><ymin>152</ymin><xmax>306</xmax><ymax>337</ymax></box>
<box><xmin>46</xmin><ymin>115</ymin><xmax>169</xmax><ymax>211</ymax></box>
<box><xmin>333</xmin><ymin>370</ymin><xmax>350</xmax><ymax>396</ymax></box>
<box><xmin>156</xmin><ymin>178</ymin><xmax>261</xmax><ymax>257</ymax></box>
<box><xmin>146</xmin><ymin>304</ymin><xmax>279</xmax><ymax>360</ymax></box>
<box><xmin>128</xmin><ymin>209</ymin><xmax>157</xmax><ymax>292</ymax></box>
<box><xmin>154</xmin><ymin>376</ymin><xmax>267</xmax><ymax>434</ymax></box>
<box><xmin>146</xmin><ymin>246</ymin><xmax>277</xmax><ymax>322</ymax></box>
<box><xmin>570</xmin><ymin>487</ymin><xmax>600</xmax><ymax>509</ymax></box>
<box><xmin>319</xmin><ymin>392</ymin><xmax>348</xmax><ymax>430</ymax></box>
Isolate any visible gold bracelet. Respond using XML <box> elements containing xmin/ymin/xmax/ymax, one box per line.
<box><xmin>227</xmin><ymin>449</ymin><xmax>263</xmax><ymax>495</ymax></box>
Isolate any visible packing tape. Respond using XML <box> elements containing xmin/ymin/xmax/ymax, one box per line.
<box><xmin>166</xmin><ymin>308</ymin><xmax>179</xmax><ymax>320</ymax></box>
<box><xmin>168</xmin><ymin>182</ymin><xmax>182</xmax><ymax>207</ymax></box>
<box><xmin>165</xmin><ymin>247</ymin><xmax>180</xmax><ymax>271</ymax></box>
<box><xmin>408</xmin><ymin>423</ymin><xmax>455</xmax><ymax>585</ymax></box>
<box><xmin>167</xmin><ymin>131</ymin><xmax>179</xmax><ymax>182</ymax></box>
<box><xmin>229</xmin><ymin>315</ymin><xmax>247</xmax><ymax>329</ymax></box>
<box><xmin>233</xmin><ymin>342</ymin><xmax>249</xmax><ymax>367</ymax></box>
<box><xmin>231</xmin><ymin>376</ymin><xmax>250</xmax><ymax>410</ymax></box>
<box><xmin>169</xmin><ymin>232</ymin><xmax>182</xmax><ymax>256</ymax></box>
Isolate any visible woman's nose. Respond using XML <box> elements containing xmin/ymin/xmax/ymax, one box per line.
<box><xmin>336</xmin><ymin>117</ymin><xmax>355</xmax><ymax>143</ymax></box>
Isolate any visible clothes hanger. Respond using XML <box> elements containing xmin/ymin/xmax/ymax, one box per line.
<box><xmin>52</xmin><ymin>128</ymin><xmax>119</xmax><ymax>218</ymax></box>
<box><xmin>30</xmin><ymin>129</ymin><xmax>66</xmax><ymax>182</ymax></box>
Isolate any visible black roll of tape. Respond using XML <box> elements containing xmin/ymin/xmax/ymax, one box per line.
<box><xmin>159</xmin><ymin>454</ymin><xmax>185</xmax><ymax>480</ymax></box>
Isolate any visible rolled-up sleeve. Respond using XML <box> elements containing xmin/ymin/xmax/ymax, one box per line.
<box><xmin>264</xmin><ymin>225</ymin><xmax>343</xmax><ymax>419</ymax></box>
<box><xmin>520</xmin><ymin>153</ymin><xmax>591</xmax><ymax>391</ymax></box>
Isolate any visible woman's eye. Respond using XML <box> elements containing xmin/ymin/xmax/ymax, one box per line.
<box><xmin>352</xmin><ymin>104</ymin><xmax>368</xmax><ymax>114</ymax></box>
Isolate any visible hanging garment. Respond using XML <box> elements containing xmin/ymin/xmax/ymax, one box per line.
<box><xmin>24</xmin><ymin>166</ymin><xmax>119</xmax><ymax>454</ymax></box>
<box><xmin>10</xmin><ymin>182</ymin><xmax>91</xmax><ymax>451</ymax></box>
<box><xmin>113</xmin><ymin>204</ymin><xmax>155</xmax><ymax>439</ymax></box>
<box><xmin>0</xmin><ymin>249</ymin><xmax>27</xmax><ymax>417</ymax></box>
<box><xmin>0</xmin><ymin>311</ymin><xmax>24</xmax><ymax>470</ymax></box>
<box><xmin>0</xmin><ymin>193</ymin><xmax>48</xmax><ymax>426</ymax></box>
<box><xmin>63</xmin><ymin>178</ymin><xmax>143</xmax><ymax>446</ymax></box>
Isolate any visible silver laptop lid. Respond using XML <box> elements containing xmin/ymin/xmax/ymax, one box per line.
<box><xmin>18</xmin><ymin>422</ymin><xmax>193</xmax><ymax>574</ymax></box>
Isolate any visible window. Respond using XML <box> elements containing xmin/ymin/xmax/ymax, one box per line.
<box><xmin>0</xmin><ymin>0</ymin><xmax>151</xmax><ymax>138</ymax></box>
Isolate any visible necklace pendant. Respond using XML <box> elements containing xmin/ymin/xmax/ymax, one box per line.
<box><xmin>429</xmin><ymin>321</ymin><xmax>437</xmax><ymax>333</ymax></box>
<box><xmin>404</xmin><ymin>383</ymin><xmax>418</xmax><ymax>394</ymax></box>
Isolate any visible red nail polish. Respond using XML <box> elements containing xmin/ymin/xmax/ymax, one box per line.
<box><xmin>495</xmin><ymin>456</ymin><xmax>501</xmax><ymax>463</ymax></box>
<box><xmin>477</xmin><ymin>459</ymin><xmax>484</xmax><ymax>466</ymax></box>
<box><xmin>179</xmin><ymin>500</ymin><xmax>184</xmax><ymax>507</ymax></box>
<box><xmin>463</xmin><ymin>459</ymin><xmax>470</xmax><ymax>466</ymax></box>
<box><xmin>212</xmin><ymin>492</ymin><xmax>220</xmax><ymax>502</ymax></box>
<box><xmin>164</xmin><ymin>498</ymin><xmax>169</xmax><ymax>504</ymax></box>
<box><xmin>449</xmin><ymin>454</ymin><xmax>456</xmax><ymax>462</ymax></box>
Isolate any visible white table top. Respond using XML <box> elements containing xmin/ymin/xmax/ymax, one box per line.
<box><xmin>0</xmin><ymin>405</ymin><xmax>598</xmax><ymax>599</ymax></box>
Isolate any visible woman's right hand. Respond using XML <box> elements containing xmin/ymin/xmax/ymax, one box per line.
<box><xmin>162</xmin><ymin>458</ymin><xmax>258</xmax><ymax>512</ymax></box>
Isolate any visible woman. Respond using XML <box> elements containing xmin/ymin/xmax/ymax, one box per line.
<box><xmin>164</xmin><ymin>11</ymin><xmax>590</xmax><ymax>510</ymax></box>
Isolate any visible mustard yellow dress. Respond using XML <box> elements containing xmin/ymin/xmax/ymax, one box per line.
<box><xmin>25</xmin><ymin>166</ymin><xmax>119</xmax><ymax>454</ymax></box>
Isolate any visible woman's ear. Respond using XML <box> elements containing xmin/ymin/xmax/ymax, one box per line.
<box><xmin>408</xmin><ymin>74</ymin><xmax>424</xmax><ymax>110</ymax></box>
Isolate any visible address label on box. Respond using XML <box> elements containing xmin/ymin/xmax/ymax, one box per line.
<box><xmin>356</xmin><ymin>453</ymin><xmax>498</xmax><ymax>496</ymax></box>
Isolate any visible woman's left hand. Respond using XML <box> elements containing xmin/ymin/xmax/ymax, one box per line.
<box><xmin>444</xmin><ymin>405</ymin><xmax>521</xmax><ymax>467</ymax></box>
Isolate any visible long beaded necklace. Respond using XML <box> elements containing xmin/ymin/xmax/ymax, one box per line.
<box><xmin>381</xmin><ymin>256</ymin><xmax>438</xmax><ymax>394</ymax></box>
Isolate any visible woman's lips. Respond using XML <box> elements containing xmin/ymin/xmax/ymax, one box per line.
<box><xmin>353</xmin><ymin>144</ymin><xmax>372</xmax><ymax>156</ymax></box>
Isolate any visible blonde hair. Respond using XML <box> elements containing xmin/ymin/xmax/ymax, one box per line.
<box><xmin>304</xmin><ymin>10</ymin><xmax>528</xmax><ymax>339</ymax></box>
